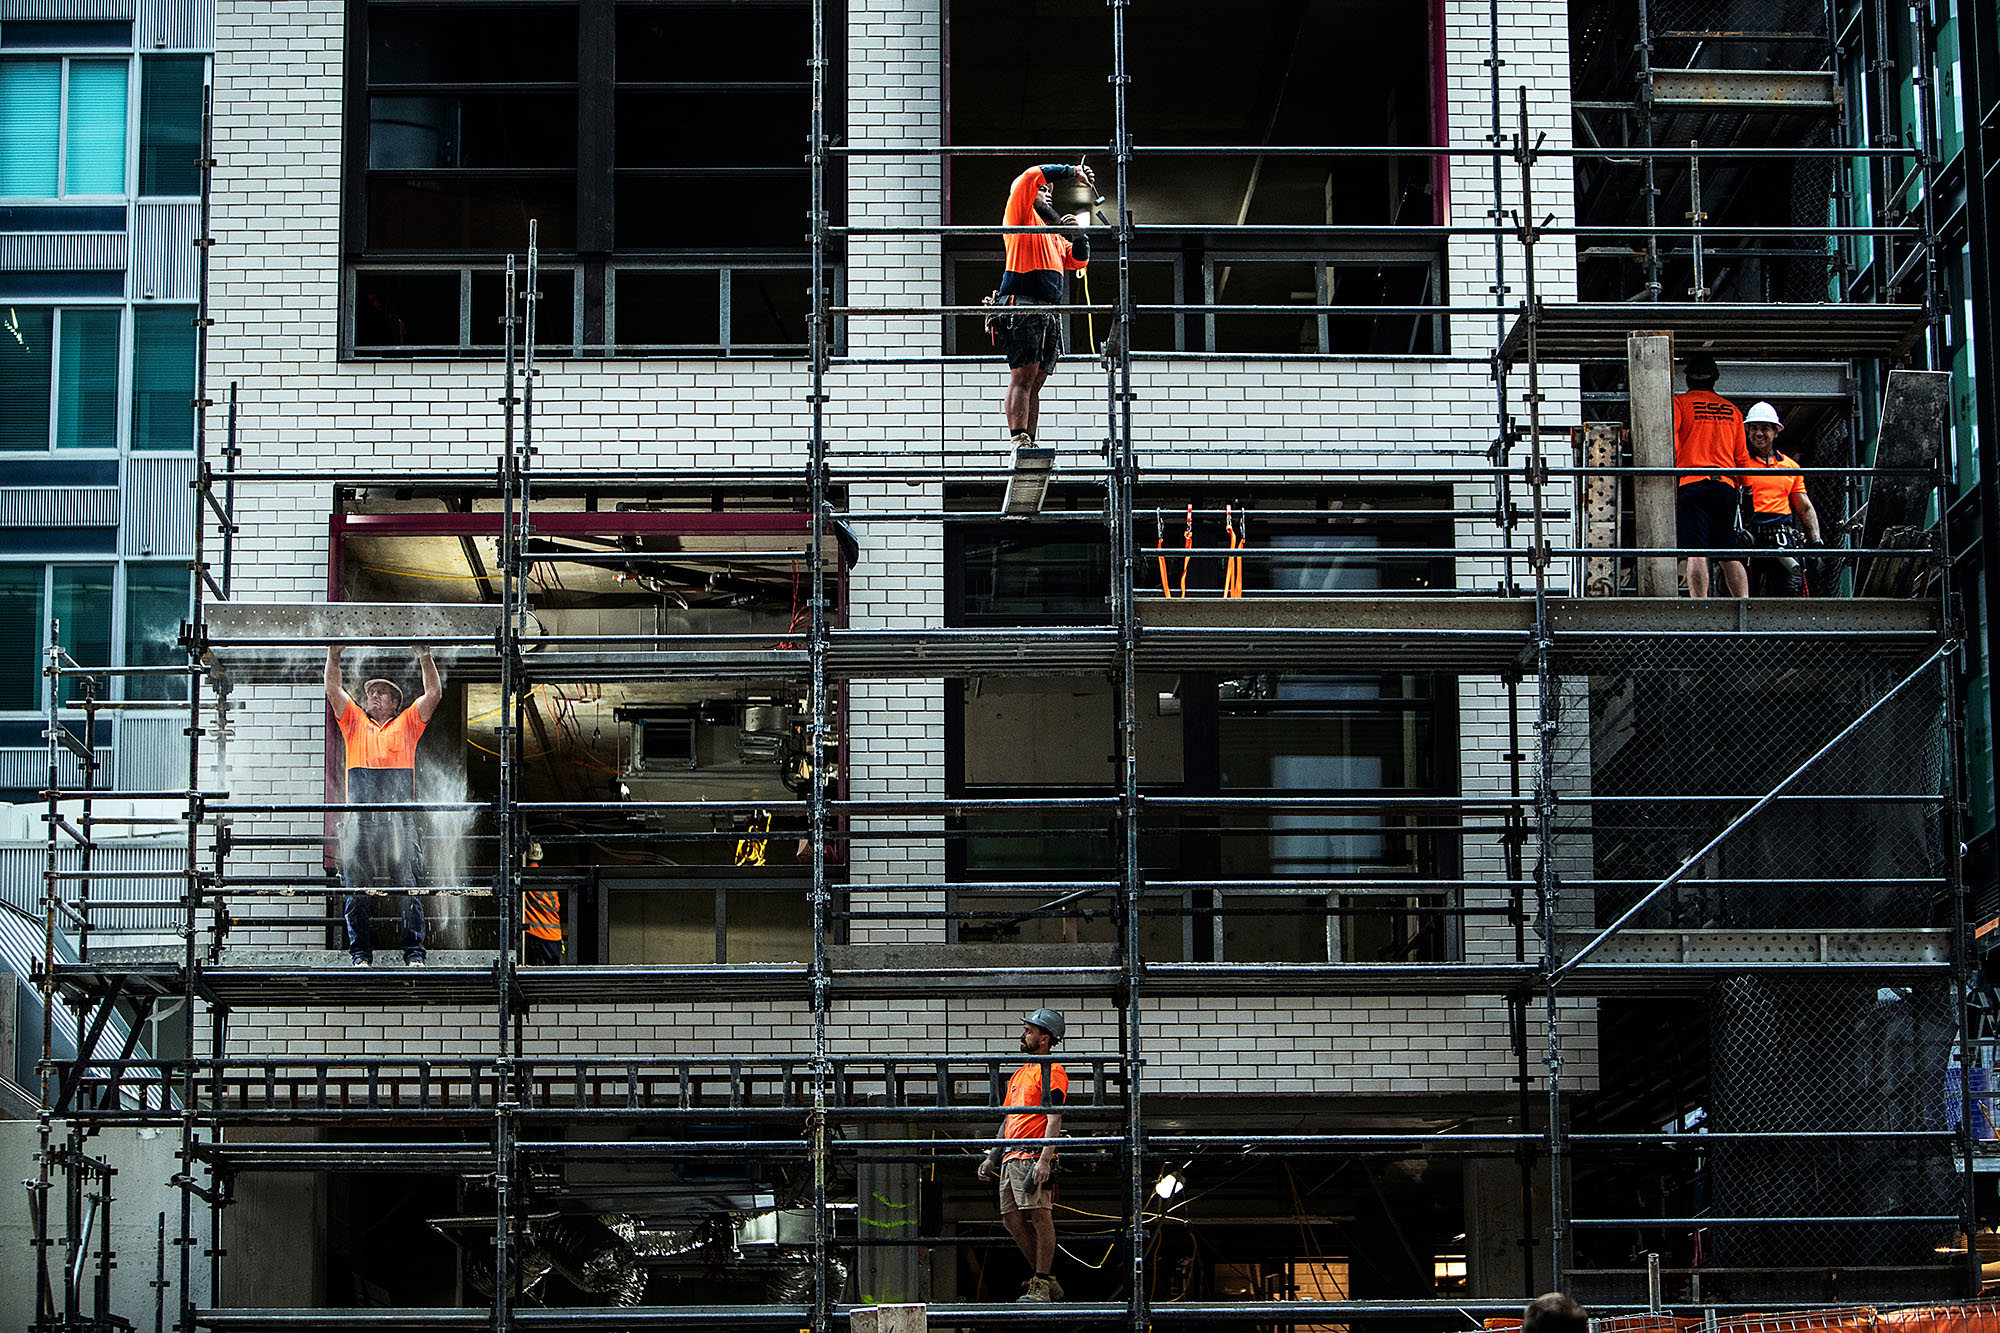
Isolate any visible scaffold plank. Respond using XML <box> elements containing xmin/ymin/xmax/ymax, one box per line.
<box><xmin>1499</xmin><ymin>302</ymin><xmax>1926</xmax><ymax>365</ymax></box>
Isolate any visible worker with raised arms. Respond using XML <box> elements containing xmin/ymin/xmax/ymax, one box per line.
<box><xmin>326</xmin><ymin>645</ymin><xmax>443</xmax><ymax>966</ymax></box>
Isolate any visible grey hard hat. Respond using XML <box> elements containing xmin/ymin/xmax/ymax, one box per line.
<box><xmin>1023</xmin><ymin>1007</ymin><xmax>1065</xmax><ymax>1044</ymax></box>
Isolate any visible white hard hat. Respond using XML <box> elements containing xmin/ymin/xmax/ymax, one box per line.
<box><xmin>1744</xmin><ymin>401</ymin><xmax>1783</xmax><ymax>428</ymax></box>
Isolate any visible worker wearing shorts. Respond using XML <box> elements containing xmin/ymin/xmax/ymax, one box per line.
<box><xmin>977</xmin><ymin>1008</ymin><xmax>1068</xmax><ymax>1302</ymax></box>
<box><xmin>996</xmin><ymin>163</ymin><xmax>1092</xmax><ymax>450</ymax></box>
<box><xmin>1673</xmin><ymin>356</ymin><xmax>1752</xmax><ymax>597</ymax></box>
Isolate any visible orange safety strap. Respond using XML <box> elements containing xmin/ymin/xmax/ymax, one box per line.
<box><xmin>1224</xmin><ymin>504</ymin><xmax>1243</xmax><ymax>598</ymax></box>
<box><xmin>1178</xmin><ymin>504</ymin><xmax>1193</xmax><ymax>597</ymax></box>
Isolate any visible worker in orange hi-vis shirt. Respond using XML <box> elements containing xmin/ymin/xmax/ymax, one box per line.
<box><xmin>325</xmin><ymin>645</ymin><xmax>444</xmax><ymax>966</ymax></box>
<box><xmin>977</xmin><ymin>1007</ymin><xmax>1068</xmax><ymax>1303</ymax></box>
<box><xmin>1740</xmin><ymin>400</ymin><xmax>1823</xmax><ymax>597</ymax></box>
<box><xmin>1672</xmin><ymin>353</ymin><xmax>1753</xmax><ymax>598</ymax></box>
<box><xmin>522</xmin><ymin>841</ymin><xmax>563</xmax><ymax>965</ymax></box>
<box><xmin>991</xmin><ymin>163</ymin><xmax>1094</xmax><ymax>449</ymax></box>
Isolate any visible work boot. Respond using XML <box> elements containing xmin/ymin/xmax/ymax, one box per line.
<box><xmin>1043</xmin><ymin>1274</ymin><xmax>1064</xmax><ymax>1301</ymax></box>
<box><xmin>1017</xmin><ymin>1276</ymin><xmax>1053</xmax><ymax>1303</ymax></box>
<box><xmin>1011</xmin><ymin>430</ymin><xmax>1034</xmax><ymax>449</ymax></box>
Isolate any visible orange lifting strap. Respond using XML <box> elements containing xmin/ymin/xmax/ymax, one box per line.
<box><xmin>1224</xmin><ymin>503</ymin><xmax>1245</xmax><ymax>598</ymax></box>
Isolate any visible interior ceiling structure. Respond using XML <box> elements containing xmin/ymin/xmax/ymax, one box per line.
<box><xmin>341</xmin><ymin>522</ymin><xmax>836</xmax><ymax>808</ymax></box>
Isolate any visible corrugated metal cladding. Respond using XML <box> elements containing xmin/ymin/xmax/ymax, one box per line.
<box><xmin>115</xmin><ymin>715</ymin><xmax>190</xmax><ymax>791</ymax></box>
<box><xmin>0</xmin><ymin>488</ymin><xmax>120</xmax><ymax>528</ymax></box>
<box><xmin>0</xmin><ymin>747</ymin><xmax>111</xmax><ymax>791</ymax></box>
<box><xmin>136</xmin><ymin>0</ymin><xmax>209</xmax><ymax>48</ymax></box>
<box><xmin>0</xmin><ymin>233</ymin><xmax>126</xmax><ymax>273</ymax></box>
<box><xmin>132</xmin><ymin>204</ymin><xmax>199</xmax><ymax>301</ymax></box>
<box><xmin>121</xmin><ymin>456</ymin><xmax>195</xmax><ymax>557</ymax></box>
<box><xmin>0</xmin><ymin>842</ymin><xmax>187</xmax><ymax>935</ymax></box>
<box><xmin>0</xmin><ymin>0</ymin><xmax>135</xmax><ymax>17</ymax></box>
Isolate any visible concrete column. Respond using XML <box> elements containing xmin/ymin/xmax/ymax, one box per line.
<box><xmin>1627</xmin><ymin>333</ymin><xmax>1679</xmax><ymax>596</ymax></box>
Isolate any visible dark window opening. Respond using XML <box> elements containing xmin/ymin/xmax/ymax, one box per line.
<box><xmin>944</xmin><ymin>0</ymin><xmax>1442</xmax><ymax>355</ymax></box>
<box><xmin>343</xmin><ymin>0</ymin><xmax>842</xmax><ymax>358</ymax></box>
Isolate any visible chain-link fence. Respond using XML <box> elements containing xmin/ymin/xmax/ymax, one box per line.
<box><xmin>1553</xmin><ymin>639</ymin><xmax>1947</xmax><ymax>930</ymax></box>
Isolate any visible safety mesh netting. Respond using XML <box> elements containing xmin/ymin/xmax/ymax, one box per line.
<box><xmin>1549</xmin><ymin>638</ymin><xmax>1946</xmax><ymax>930</ymax></box>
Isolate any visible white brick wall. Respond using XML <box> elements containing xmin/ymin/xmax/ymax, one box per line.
<box><xmin>205</xmin><ymin>0</ymin><xmax>1594</xmax><ymax>1097</ymax></box>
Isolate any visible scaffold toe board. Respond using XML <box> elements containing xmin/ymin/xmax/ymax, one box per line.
<box><xmin>1499</xmin><ymin>302</ymin><xmax>1927</xmax><ymax>364</ymax></box>
<box><xmin>1139</xmin><ymin>596</ymin><xmax>1940</xmax><ymax>670</ymax></box>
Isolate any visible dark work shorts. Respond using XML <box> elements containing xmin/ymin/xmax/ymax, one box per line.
<box><xmin>1676</xmin><ymin>479</ymin><xmax>1744</xmax><ymax>560</ymax></box>
<box><xmin>998</xmin><ymin>301</ymin><xmax>1063</xmax><ymax>371</ymax></box>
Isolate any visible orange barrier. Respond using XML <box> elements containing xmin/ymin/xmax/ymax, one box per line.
<box><xmin>1486</xmin><ymin>1301</ymin><xmax>2000</xmax><ymax>1333</ymax></box>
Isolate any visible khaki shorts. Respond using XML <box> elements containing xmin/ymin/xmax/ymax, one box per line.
<box><xmin>998</xmin><ymin>1155</ymin><xmax>1052</xmax><ymax>1212</ymax></box>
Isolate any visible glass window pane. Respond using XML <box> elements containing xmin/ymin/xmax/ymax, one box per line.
<box><xmin>55</xmin><ymin>308</ymin><xmax>118</xmax><ymax>450</ymax></box>
<box><xmin>368</xmin><ymin>6</ymin><xmax>578</xmax><ymax>85</ymax></box>
<box><xmin>0</xmin><ymin>306</ymin><xmax>54</xmax><ymax>452</ymax></box>
<box><xmin>139</xmin><ymin>56</ymin><xmax>204</xmax><ymax>196</ymax></box>
<box><xmin>0</xmin><ymin>566</ymin><xmax>41</xmax><ymax>710</ymax></box>
<box><xmin>613</xmin><ymin>270</ymin><xmax>720</xmax><ymax>351</ymax></box>
<box><xmin>131</xmin><ymin>306</ymin><xmax>196</xmax><ymax>452</ymax></box>
<box><xmin>0</xmin><ymin>60</ymin><xmax>61</xmax><ymax>196</ymax></box>
<box><xmin>124</xmin><ymin>563</ymin><xmax>190</xmax><ymax>701</ymax></box>
<box><xmin>50</xmin><ymin>564</ymin><xmax>113</xmax><ymax>696</ymax></box>
<box><xmin>729</xmin><ymin>269</ymin><xmax>809</xmax><ymax>352</ymax></box>
<box><xmin>353</xmin><ymin>271</ymin><xmax>461</xmax><ymax>351</ymax></box>
<box><xmin>64</xmin><ymin>60</ymin><xmax>129</xmax><ymax>196</ymax></box>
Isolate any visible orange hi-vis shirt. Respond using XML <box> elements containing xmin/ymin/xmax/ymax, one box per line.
<box><xmin>336</xmin><ymin>700</ymin><xmax>426</xmax><ymax>801</ymax></box>
<box><xmin>1672</xmin><ymin>388</ymin><xmax>1753</xmax><ymax>487</ymax></box>
<box><xmin>1745</xmin><ymin>451</ymin><xmax>1808</xmax><ymax>517</ymax></box>
<box><xmin>1001</xmin><ymin>1058</ymin><xmax>1068</xmax><ymax>1161</ymax></box>
<box><xmin>1003</xmin><ymin>167</ymin><xmax>1089</xmax><ymax>281</ymax></box>
<box><xmin>524</xmin><ymin>887</ymin><xmax>562</xmax><ymax>941</ymax></box>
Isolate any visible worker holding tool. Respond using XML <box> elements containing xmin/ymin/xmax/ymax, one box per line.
<box><xmin>1739</xmin><ymin>400</ymin><xmax>1822</xmax><ymax>597</ymax></box>
<box><xmin>989</xmin><ymin>163</ymin><xmax>1094</xmax><ymax>450</ymax></box>
<box><xmin>326</xmin><ymin>645</ymin><xmax>444</xmax><ymax>966</ymax></box>
<box><xmin>977</xmin><ymin>1007</ymin><xmax>1068</xmax><ymax>1302</ymax></box>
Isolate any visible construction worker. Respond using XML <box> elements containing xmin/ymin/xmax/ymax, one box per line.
<box><xmin>326</xmin><ymin>645</ymin><xmax>443</xmax><ymax>966</ymax></box>
<box><xmin>522</xmin><ymin>841</ymin><xmax>562</xmax><ymax>965</ymax></box>
<box><xmin>1740</xmin><ymin>400</ymin><xmax>1823</xmax><ymax>597</ymax></box>
<box><xmin>1672</xmin><ymin>354</ymin><xmax>1753</xmax><ymax>598</ymax></box>
<box><xmin>993</xmin><ymin>163</ymin><xmax>1093</xmax><ymax>449</ymax></box>
<box><xmin>977</xmin><ymin>1007</ymin><xmax>1067</xmax><ymax>1302</ymax></box>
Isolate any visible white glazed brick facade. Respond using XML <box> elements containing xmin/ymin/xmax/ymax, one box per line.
<box><xmin>204</xmin><ymin>0</ymin><xmax>1596</xmax><ymax>1094</ymax></box>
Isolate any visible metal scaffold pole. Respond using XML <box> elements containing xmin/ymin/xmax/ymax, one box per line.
<box><xmin>807</xmin><ymin>0</ymin><xmax>833</xmax><ymax>1324</ymax></box>
<box><xmin>1107</xmin><ymin>1</ymin><xmax>1145</xmax><ymax>1325</ymax></box>
<box><xmin>493</xmin><ymin>242</ymin><xmax>523</xmax><ymax>1330</ymax></box>
<box><xmin>1514</xmin><ymin>85</ymin><xmax>1567</xmax><ymax>1294</ymax></box>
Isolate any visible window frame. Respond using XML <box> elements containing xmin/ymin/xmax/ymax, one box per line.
<box><xmin>1</xmin><ymin>301</ymin><xmax>197</xmax><ymax>457</ymax></box>
<box><xmin>0</xmin><ymin>53</ymin><xmax>134</xmax><ymax>202</ymax></box>
<box><xmin>0</xmin><ymin>559</ymin><xmax>185</xmax><ymax>714</ymax></box>
<box><xmin>338</xmin><ymin>0</ymin><xmax>845</xmax><ymax>360</ymax></box>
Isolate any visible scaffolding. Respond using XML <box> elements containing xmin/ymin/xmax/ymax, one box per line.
<box><xmin>23</xmin><ymin>0</ymin><xmax>1988</xmax><ymax>1328</ymax></box>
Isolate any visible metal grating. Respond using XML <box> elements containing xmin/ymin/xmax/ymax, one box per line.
<box><xmin>0</xmin><ymin>488</ymin><xmax>119</xmax><ymax>529</ymax></box>
<box><xmin>122</xmin><ymin>456</ymin><xmax>196</xmax><ymax>558</ymax></box>
<box><xmin>136</xmin><ymin>0</ymin><xmax>210</xmax><ymax>48</ymax></box>
<box><xmin>115</xmin><ymin>715</ymin><xmax>191</xmax><ymax>792</ymax></box>
<box><xmin>132</xmin><ymin>203</ymin><xmax>201</xmax><ymax>302</ymax></box>
<box><xmin>0</xmin><ymin>232</ymin><xmax>126</xmax><ymax>273</ymax></box>
<box><xmin>0</xmin><ymin>0</ymin><xmax>134</xmax><ymax>15</ymax></box>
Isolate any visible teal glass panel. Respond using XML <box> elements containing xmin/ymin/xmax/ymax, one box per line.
<box><xmin>50</xmin><ymin>565</ymin><xmax>114</xmax><ymax>697</ymax></box>
<box><xmin>0</xmin><ymin>307</ymin><xmax>54</xmax><ymax>452</ymax></box>
<box><xmin>131</xmin><ymin>307</ymin><xmax>196</xmax><ymax>452</ymax></box>
<box><xmin>139</xmin><ymin>57</ymin><xmax>204</xmax><ymax>196</ymax></box>
<box><xmin>64</xmin><ymin>60</ymin><xmax>129</xmax><ymax>196</ymax></box>
<box><xmin>0</xmin><ymin>567</ymin><xmax>40</xmax><ymax>710</ymax></box>
<box><xmin>55</xmin><ymin>309</ymin><xmax>118</xmax><ymax>450</ymax></box>
<box><xmin>124</xmin><ymin>564</ymin><xmax>190</xmax><ymax>701</ymax></box>
<box><xmin>0</xmin><ymin>61</ymin><xmax>60</xmax><ymax>196</ymax></box>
